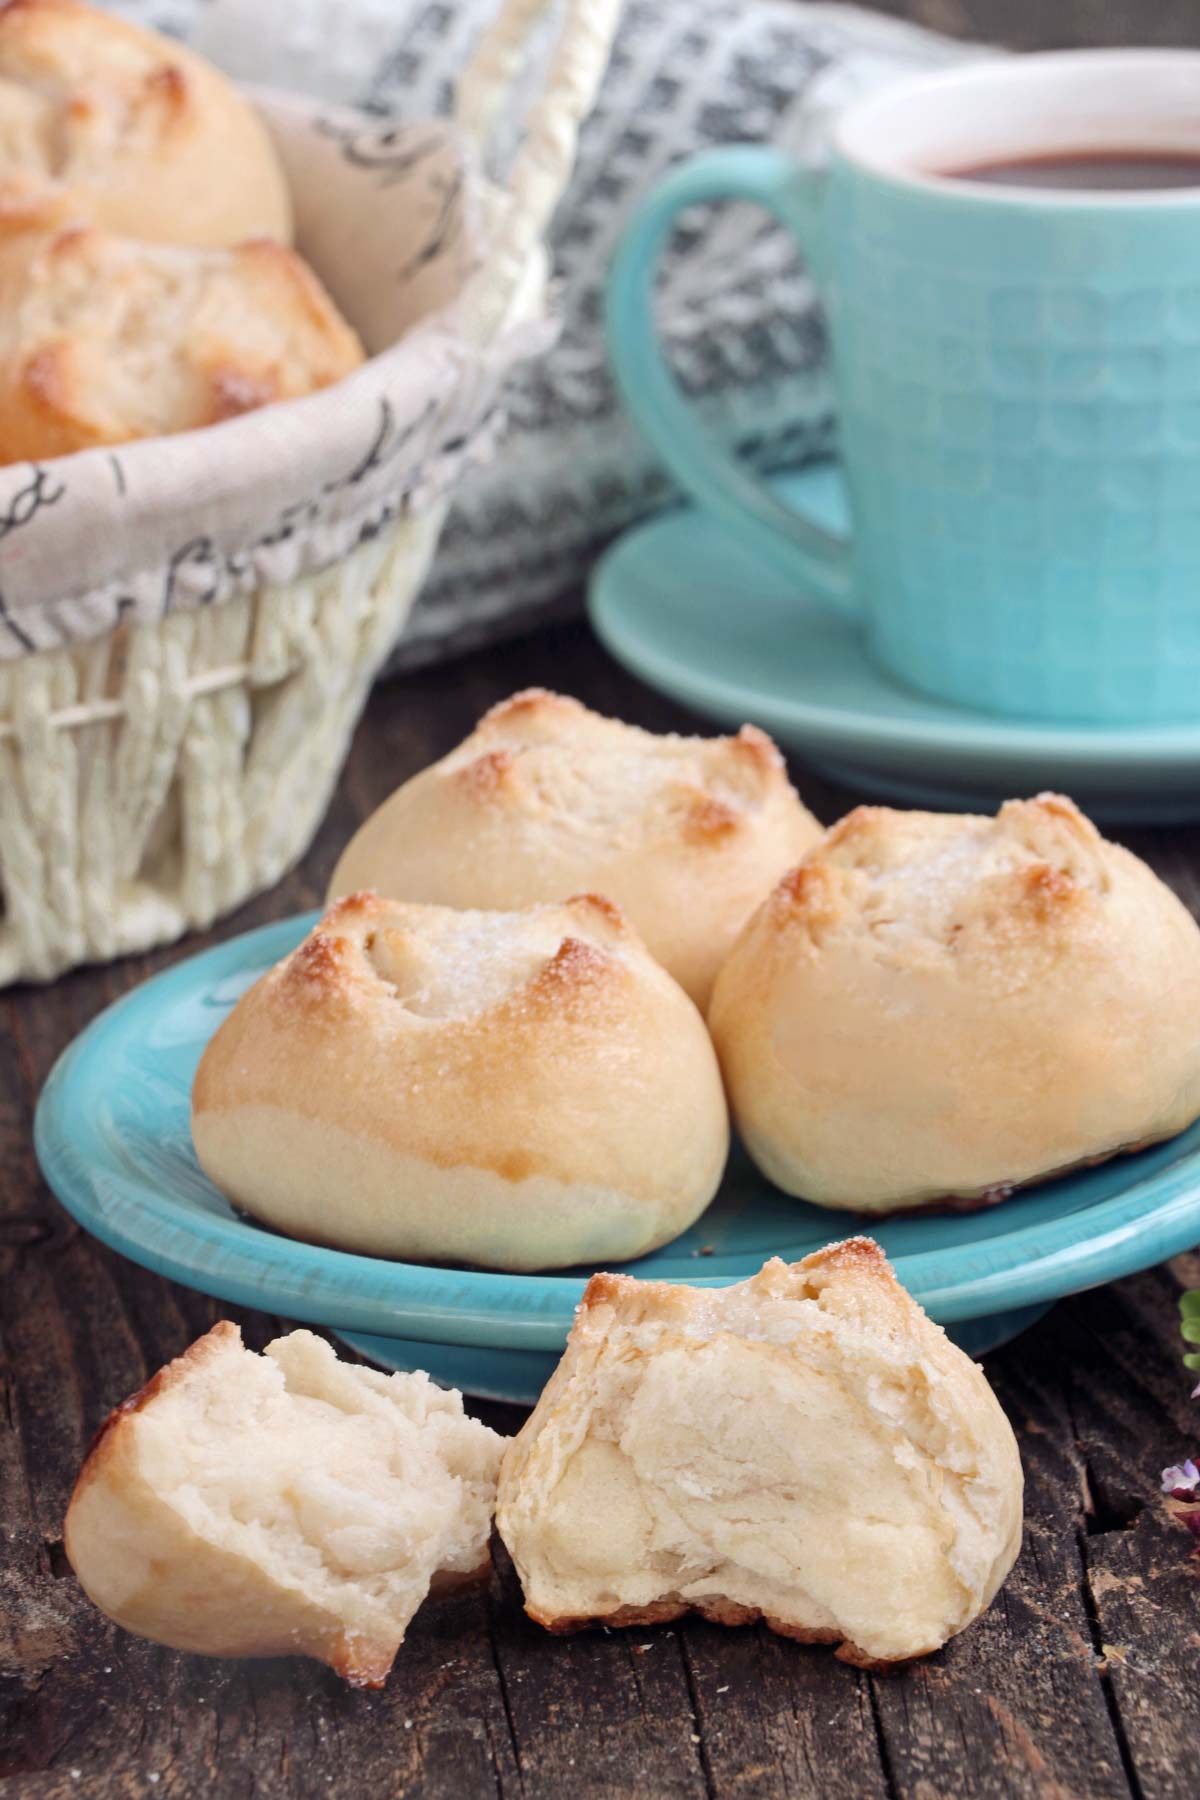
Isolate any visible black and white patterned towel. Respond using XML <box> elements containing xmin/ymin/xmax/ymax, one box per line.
<box><xmin>121</xmin><ymin>1</ymin><xmax>981</xmax><ymax>668</ymax></box>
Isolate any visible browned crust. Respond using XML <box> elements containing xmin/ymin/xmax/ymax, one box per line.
<box><xmin>285</xmin><ymin>893</ymin><xmax>632</xmax><ymax>1019</ymax></box>
<box><xmin>454</xmin><ymin>747</ymin><xmax>515</xmax><ymax>798</ymax></box>
<box><xmin>681</xmin><ymin>794</ymin><xmax>740</xmax><ymax>847</ymax></box>
<box><xmin>324</xmin><ymin>889</ymin><xmax>385</xmax><ymax>926</ymax></box>
<box><xmin>0</xmin><ymin>177</ymin><xmax>72</xmax><ymax>235</ymax></box>
<box><xmin>766</xmin><ymin>861</ymin><xmax>839</xmax><ymax>947</ymax></box>
<box><xmin>281</xmin><ymin>928</ymin><xmax>357</xmax><ymax>995</ymax></box>
<box><xmin>235</xmin><ymin>238</ymin><xmax>347</xmax><ymax>336</ymax></box>
<box><xmin>144</xmin><ymin>59</ymin><xmax>190</xmax><ymax>125</ymax></box>
<box><xmin>772</xmin><ymin>864</ymin><xmax>816</xmax><ymax>910</ymax></box>
<box><xmin>327</xmin><ymin>1631</ymin><xmax>396</xmax><ymax>1690</ymax></box>
<box><xmin>226</xmin><ymin>243</ymin><xmax>363</xmax><ymax>386</ymax></box>
<box><xmin>1019</xmin><ymin>860</ymin><xmax>1080</xmax><ymax>918</ymax></box>
<box><xmin>577</xmin><ymin>1238</ymin><xmax>891</xmax><ymax>1321</ymax></box>
<box><xmin>20</xmin><ymin>339</ymin><xmax>67</xmax><ymax>405</ymax></box>
<box><xmin>489</xmin><ymin>1147</ymin><xmax>537</xmax><ymax>1182</ymax></box>
<box><xmin>822</xmin><ymin>805</ymin><xmax>888</xmax><ymax>852</ymax></box>
<box><xmin>882</xmin><ymin>1183</ymin><xmax>1016</xmax><ymax>1220</ymax></box>
<box><xmin>576</xmin><ymin>1268</ymin><xmax>633</xmax><ymax>1313</ymax></box>
<box><xmin>1018</xmin><ymin>790</ymin><xmax>1097</xmax><ymax>839</ymax></box>
<box><xmin>563</xmin><ymin>891</ymin><xmax>629</xmax><ymax>934</ymax></box>
<box><xmin>327</xmin><ymin>1559</ymin><xmax>496</xmax><ymax>1689</ymax></box>
<box><xmin>17</xmin><ymin>339</ymin><xmax>87</xmax><ymax>439</ymax></box>
<box><xmin>479</xmin><ymin>687</ymin><xmax>583</xmax><ymax>730</ymax></box>
<box><xmin>731</xmin><ymin>722</ymin><xmax>786</xmax><ymax>775</ymax></box>
<box><xmin>797</xmin><ymin>1234</ymin><xmax>888</xmax><ymax>1277</ymax></box>
<box><xmin>766</xmin><ymin>794</ymin><xmax>1103</xmax><ymax>941</ymax></box>
<box><xmin>526</xmin><ymin>1593</ymin><xmax>930</xmax><ymax>1671</ymax></box>
<box><xmin>474</xmin><ymin>694</ymin><xmax>795</xmax><ymax>797</ymax></box>
<box><xmin>44</xmin><ymin>221</ymin><xmax>90</xmax><ymax>261</ymax></box>
<box><xmin>885</xmin><ymin>1128</ymin><xmax>1179</xmax><ymax>1219</ymax></box>
<box><xmin>204</xmin><ymin>363</ymin><xmax>279</xmax><ymax>423</ymax></box>
<box><xmin>527</xmin><ymin>935</ymin><xmax>615</xmax><ymax>1005</ymax></box>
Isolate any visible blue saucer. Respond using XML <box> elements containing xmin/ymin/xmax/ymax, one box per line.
<box><xmin>588</xmin><ymin>465</ymin><xmax>1200</xmax><ymax>823</ymax></box>
<box><xmin>35</xmin><ymin>912</ymin><xmax>1200</xmax><ymax>1404</ymax></box>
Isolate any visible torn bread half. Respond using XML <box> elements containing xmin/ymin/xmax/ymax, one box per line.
<box><xmin>64</xmin><ymin>1323</ymin><xmax>505</xmax><ymax>1686</ymax></box>
<box><xmin>496</xmin><ymin>1242</ymin><xmax>1023</xmax><ymax>1666</ymax></box>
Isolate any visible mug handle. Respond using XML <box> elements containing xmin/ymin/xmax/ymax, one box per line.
<box><xmin>605</xmin><ymin>145</ymin><xmax>856</xmax><ymax>615</ymax></box>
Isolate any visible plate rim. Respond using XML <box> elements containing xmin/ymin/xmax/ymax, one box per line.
<box><xmin>36</xmin><ymin>910</ymin><xmax>1200</xmax><ymax>1349</ymax></box>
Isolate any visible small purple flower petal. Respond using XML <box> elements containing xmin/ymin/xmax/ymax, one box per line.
<box><xmin>1193</xmin><ymin>1380</ymin><xmax>1200</xmax><ymax>1400</ymax></box>
<box><xmin>1161</xmin><ymin>1459</ymin><xmax>1200</xmax><ymax>1496</ymax></box>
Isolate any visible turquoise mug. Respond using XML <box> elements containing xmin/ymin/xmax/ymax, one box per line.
<box><xmin>606</xmin><ymin>51</ymin><xmax>1200</xmax><ymax>726</ymax></box>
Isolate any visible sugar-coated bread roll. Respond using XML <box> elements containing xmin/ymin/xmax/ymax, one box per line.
<box><xmin>496</xmin><ymin>1240</ymin><xmax>1023</xmax><ymax>1665</ymax></box>
<box><xmin>0</xmin><ymin>0</ymin><xmax>291</xmax><ymax>247</ymax></box>
<box><xmin>192</xmin><ymin>890</ymin><xmax>729</xmax><ymax>1271</ymax></box>
<box><xmin>710</xmin><ymin>794</ymin><xmax>1200</xmax><ymax>1214</ymax></box>
<box><xmin>328</xmin><ymin>690</ymin><xmax>821</xmax><ymax>1010</ymax></box>
<box><xmin>0</xmin><ymin>224</ymin><xmax>363</xmax><ymax>460</ymax></box>
<box><xmin>64</xmin><ymin>1323</ymin><xmax>505</xmax><ymax>1686</ymax></box>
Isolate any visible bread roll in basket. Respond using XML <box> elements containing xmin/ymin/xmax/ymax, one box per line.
<box><xmin>0</xmin><ymin>0</ymin><xmax>621</xmax><ymax>983</ymax></box>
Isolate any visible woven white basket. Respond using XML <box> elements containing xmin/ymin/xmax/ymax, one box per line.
<box><xmin>0</xmin><ymin>0</ymin><xmax>621</xmax><ymax>986</ymax></box>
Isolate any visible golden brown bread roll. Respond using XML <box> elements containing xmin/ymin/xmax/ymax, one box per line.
<box><xmin>496</xmin><ymin>1240</ymin><xmax>1023</xmax><ymax>1665</ymax></box>
<box><xmin>192</xmin><ymin>890</ymin><xmax>729</xmax><ymax>1272</ymax></box>
<box><xmin>709</xmin><ymin>793</ymin><xmax>1200</xmax><ymax>1214</ymax></box>
<box><xmin>0</xmin><ymin>223</ymin><xmax>363</xmax><ymax>460</ymax></box>
<box><xmin>0</xmin><ymin>0</ymin><xmax>291</xmax><ymax>247</ymax></box>
<box><xmin>329</xmin><ymin>689</ymin><xmax>822</xmax><ymax>1010</ymax></box>
<box><xmin>64</xmin><ymin>1323</ymin><xmax>505</xmax><ymax>1687</ymax></box>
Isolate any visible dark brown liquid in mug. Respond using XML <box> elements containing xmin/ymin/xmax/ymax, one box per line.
<box><xmin>940</xmin><ymin>149</ymin><xmax>1200</xmax><ymax>190</ymax></box>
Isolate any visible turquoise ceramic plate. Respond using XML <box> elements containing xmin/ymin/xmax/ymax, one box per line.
<box><xmin>36</xmin><ymin>912</ymin><xmax>1200</xmax><ymax>1403</ymax></box>
<box><xmin>588</xmin><ymin>466</ymin><xmax>1200</xmax><ymax>824</ymax></box>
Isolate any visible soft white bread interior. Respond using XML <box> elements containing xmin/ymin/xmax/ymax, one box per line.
<box><xmin>192</xmin><ymin>890</ymin><xmax>729</xmax><ymax>1272</ymax></box>
<box><xmin>709</xmin><ymin>793</ymin><xmax>1200</xmax><ymax>1213</ymax></box>
<box><xmin>328</xmin><ymin>689</ymin><xmax>821</xmax><ymax>1010</ymax></box>
<box><xmin>0</xmin><ymin>0</ymin><xmax>292</xmax><ymax>247</ymax></box>
<box><xmin>64</xmin><ymin>1323</ymin><xmax>505</xmax><ymax>1686</ymax></box>
<box><xmin>496</xmin><ymin>1241</ymin><xmax>1023</xmax><ymax>1666</ymax></box>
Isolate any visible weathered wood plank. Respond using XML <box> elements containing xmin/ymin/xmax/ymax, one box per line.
<box><xmin>679</xmin><ymin>1618</ymin><xmax>892</xmax><ymax>1800</ymax></box>
<box><xmin>1047</xmin><ymin>1268</ymin><xmax>1200</xmax><ymax>1800</ymax></box>
<box><xmin>485</xmin><ymin>1541</ymin><xmax>710</xmax><ymax>1800</ymax></box>
<box><xmin>862</xmin><ymin>1307</ymin><xmax>1129</xmax><ymax>1800</ymax></box>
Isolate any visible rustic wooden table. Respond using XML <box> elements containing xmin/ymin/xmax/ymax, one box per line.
<box><xmin>3</xmin><ymin>620</ymin><xmax>1200</xmax><ymax>1800</ymax></box>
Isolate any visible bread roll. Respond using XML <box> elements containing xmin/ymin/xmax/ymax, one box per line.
<box><xmin>64</xmin><ymin>1323</ymin><xmax>505</xmax><ymax>1686</ymax></box>
<box><xmin>192</xmin><ymin>890</ymin><xmax>729</xmax><ymax>1271</ymax></box>
<box><xmin>0</xmin><ymin>223</ymin><xmax>363</xmax><ymax>460</ymax></box>
<box><xmin>328</xmin><ymin>689</ymin><xmax>821</xmax><ymax>1010</ymax></box>
<box><xmin>496</xmin><ymin>1240</ymin><xmax>1023</xmax><ymax>1665</ymax></box>
<box><xmin>0</xmin><ymin>0</ymin><xmax>291</xmax><ymax>247</ymax></box>
<box><xmin>710</xmin><ymin>793</ymin><xmax>1200</xmax><ymax>1214</ymax></box>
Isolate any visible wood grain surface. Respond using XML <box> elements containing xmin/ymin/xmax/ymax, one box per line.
<box><xmin>4</xmin><ymin>618</ymin><xmax>1200</xmax><ymax>1800</ymax></box>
